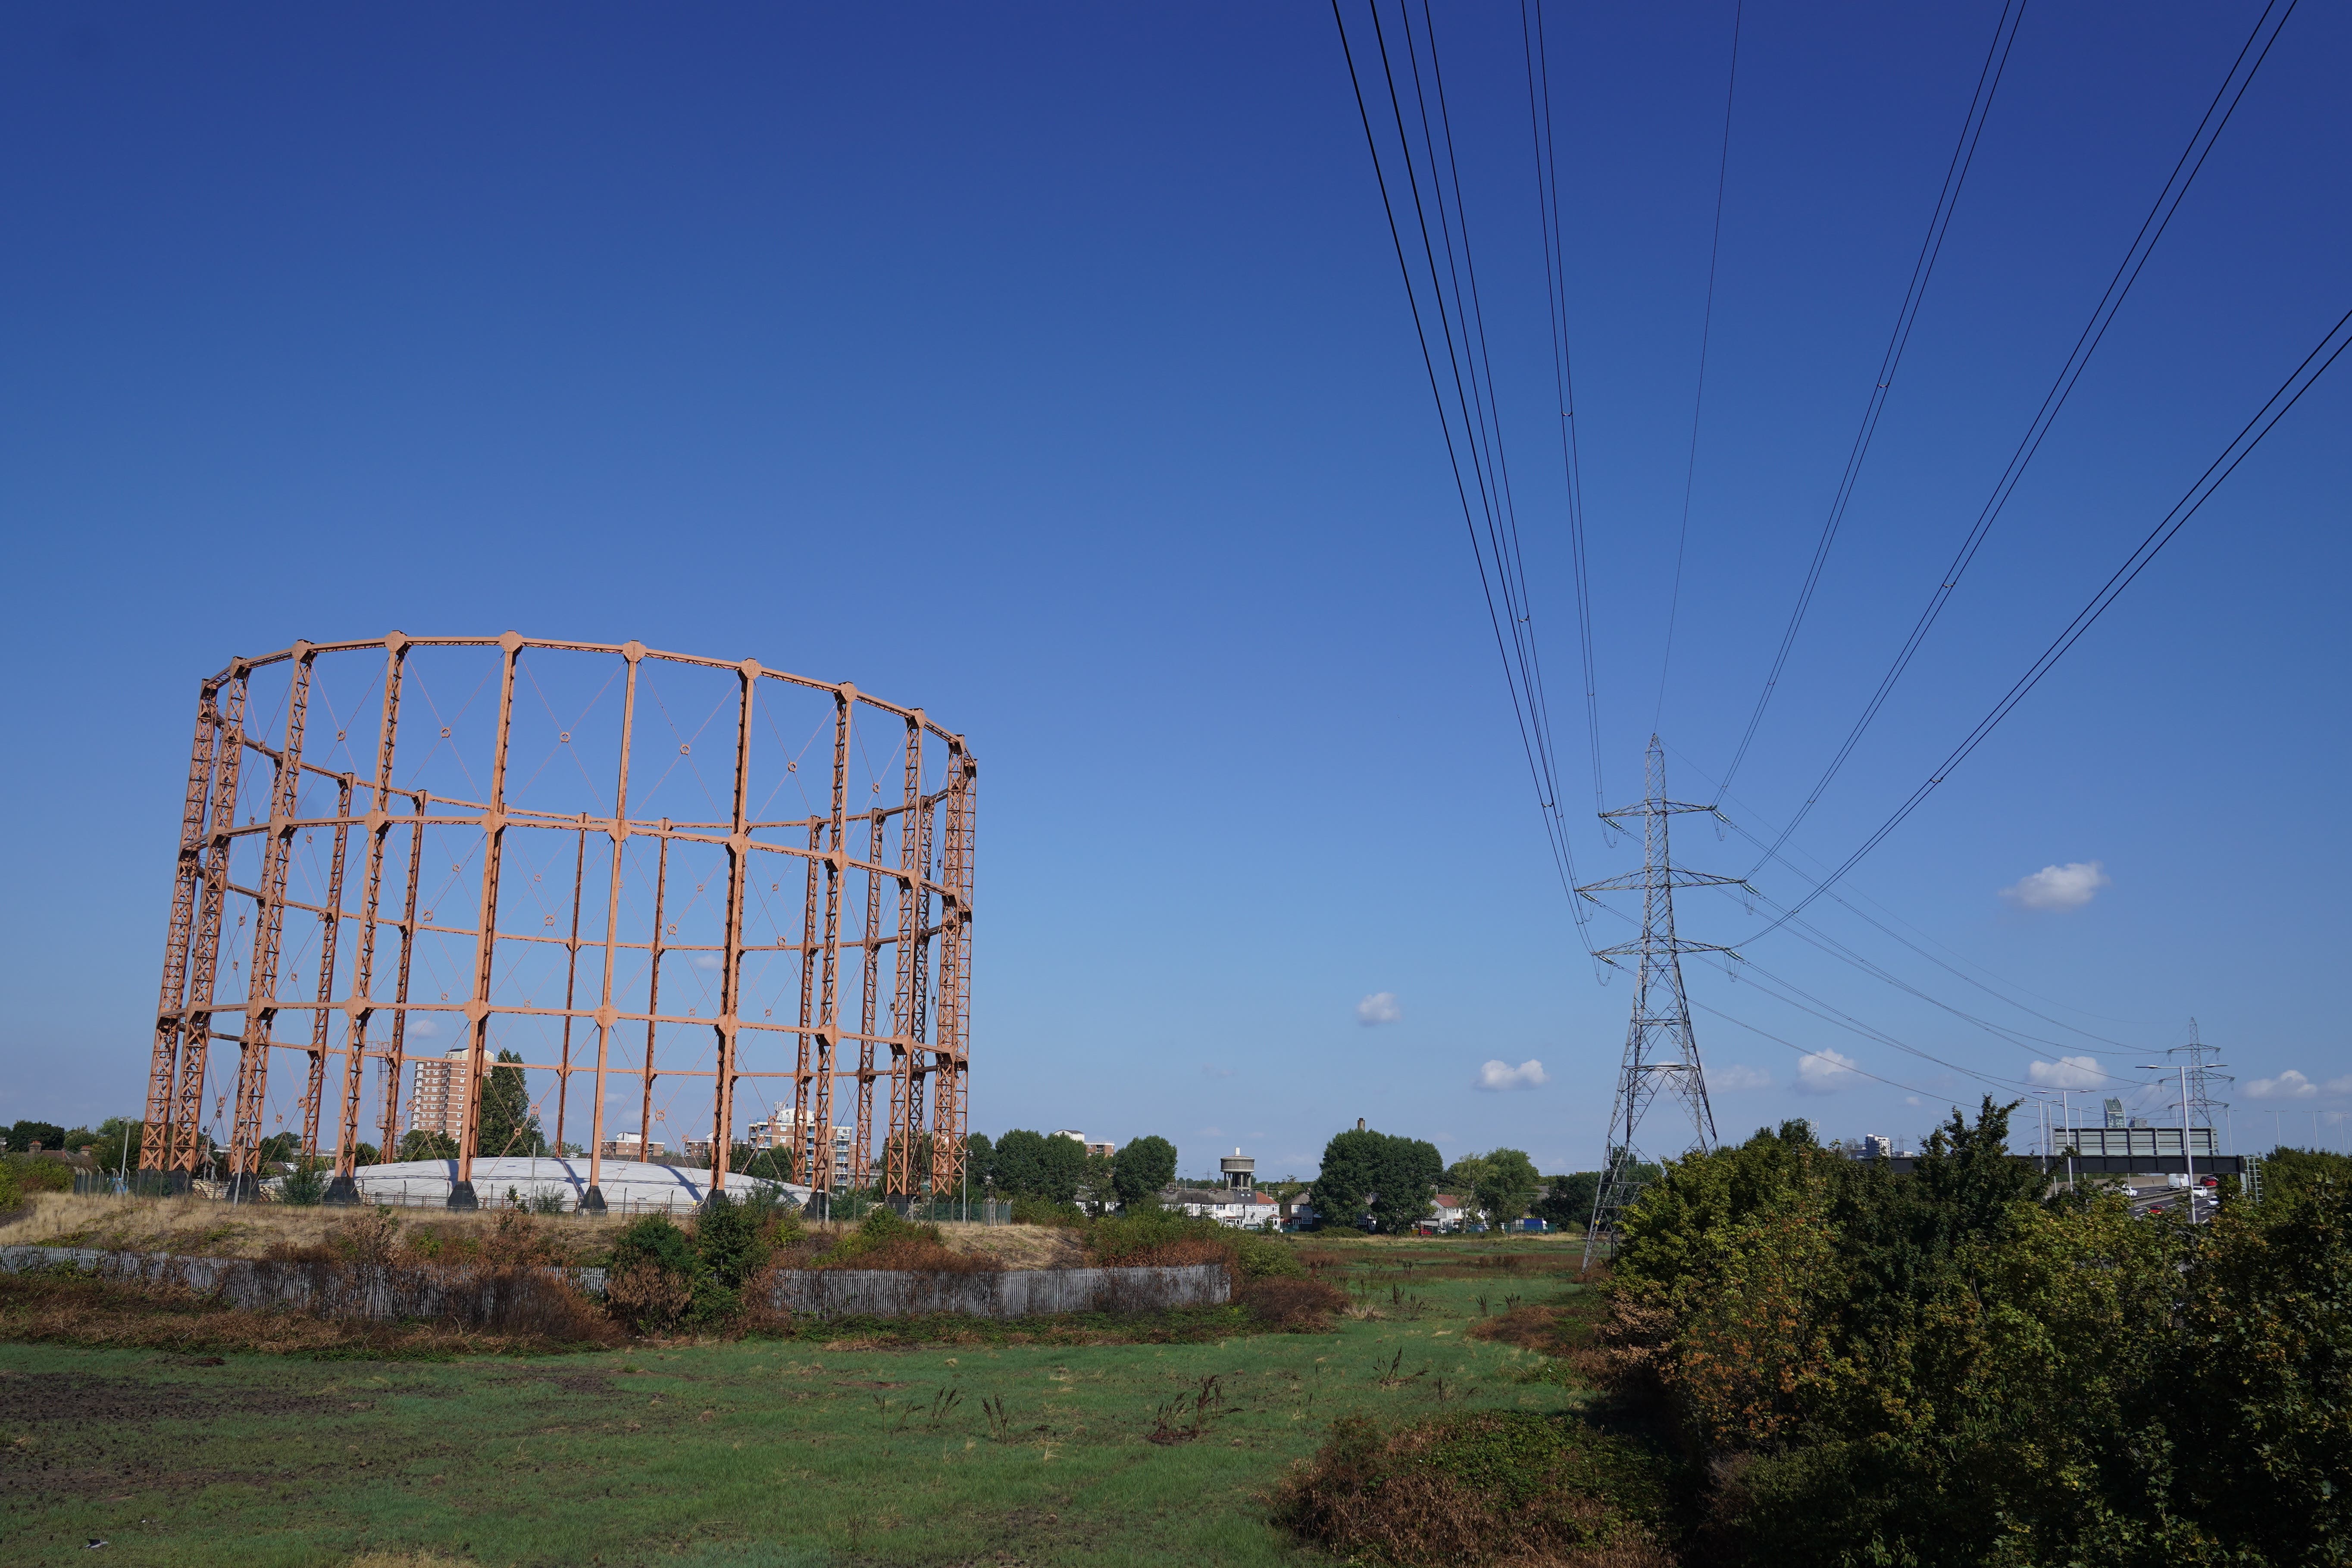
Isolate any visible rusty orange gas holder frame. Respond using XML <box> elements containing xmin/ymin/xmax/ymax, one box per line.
<box><xmin>137</xmin><ymin>632</ymin><xmax>975</xmax><ymax>1210</ymax></box>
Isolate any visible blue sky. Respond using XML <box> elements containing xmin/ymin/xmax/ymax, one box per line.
<box><xmin>3</xmin><ymin>2</ymin><xmax>2346</xmax><ymax>1178</ymax></box>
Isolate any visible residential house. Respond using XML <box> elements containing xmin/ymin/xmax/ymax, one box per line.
<box><xmin>1163</xmin><ymin>1185</ymin><xmax>1282</xmax><ymax>1229</ymax></box>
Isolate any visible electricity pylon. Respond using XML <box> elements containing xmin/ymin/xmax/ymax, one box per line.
<box><xmin>2171</xmin><ymin>1018</ymin><xmax>2231</xmax><ymax>1148</ymax></box>
<box><xmin>1579</xmin><ymin>735</ymin><xmax>1748</xmax><ymax>1268</ymax></box>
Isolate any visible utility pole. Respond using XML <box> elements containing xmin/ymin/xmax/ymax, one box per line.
<box><xmin>1579</xmin><ymin>736</ymin><xmax>1748</xmax><ymax>1269</ymax></box>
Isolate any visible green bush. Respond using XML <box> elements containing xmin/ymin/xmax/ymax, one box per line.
<box><xmin>692</xmin><ymin>1190</ymin><xmax>777</xmax><ymax>1286</ymax></box>
<box><xmin>0</xmin><ymin>1155</ymin><xmax>74</xmax><ymax>1210</ymax></box>
<box><xmin>279</xmin><ymin>1164</ymin><xmax>328</xmax><ymax>1206</ymax></box>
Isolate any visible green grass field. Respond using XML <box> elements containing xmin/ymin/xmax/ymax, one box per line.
<box><xmin>1</xmin><ymin>1235</ymin><xmax>1594</xmax><ymax>1567</ymax></box>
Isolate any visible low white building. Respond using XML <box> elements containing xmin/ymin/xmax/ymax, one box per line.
<box><xmin>1163</xmin><ymin>1186</ymin><xmax>1282</xmax><ymax>1229</ymax></box>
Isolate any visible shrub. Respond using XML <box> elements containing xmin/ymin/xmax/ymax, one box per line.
<box><xmin>604</xmin><ymin>1214</ymin><xmax>728</xmax><ymax>1332</ymax></box>
<box><xmin>1273</xmin><ymin>1411</ymin><xmax>1671</xmax><ymax>1567</ymax></box>
<box><xmin>1238</xmin><ymin>1275</ymin><xmax>1344</xmax><ymax>1330</ymax></box>
<box><xmin>692</xmin><ymin>1190</ymin><xmax>776</xmax><ymax>1286</ymax></box>
<box><xmin>279</xmin><ymin>1164</ymin><xmax>328</xmax><ymax>1206</ymax></box>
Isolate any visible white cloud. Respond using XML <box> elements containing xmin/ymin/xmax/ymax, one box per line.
<box><xmin>2330</xmin><ymin>1076</ymin><xmax>2352</xmax><ymax>1096</ymax></box>
<box><xmin>1794</xmin><ymin>1049</ymin><xmax>1859</xmax><ymax>1095</ymax></box>
<box><xmin>1708</xmin><ymin>1064</ymin><xmax>1773</xmax><ymax>1092</ymax></box>
<box><xmin>694</xmin><ymin>955</ymin><xmax>722</xmax><ymax>971</ymax></box>
<box><xmin>1475</xmin><ymin>1059</ymin><xmax>1548</xmax><ymax>1092</ymax></box>
<box><xmin>407</xmin><ymin>1017</ymin><xmax>442</xmax><ymax>1039</ymax></box>
<box><xmin>1356</xmin><ymin>992</ymin><xmax>1402</xmax><ymax>1026</ymax></box>
<box><xmin>2000</xmin><ymin>861</ymin><xmax>2111</xmax><ymax>911</ymax></box>
<box><xmin>2028</xmin><ymin>1055</ymin><xmax>2105</xmax><ymax>1090</ymax></box>
<box><xmin>1201</xmin><ymin>1064</ymin><xmax>1235</xmax><ymax>1080</ymax></box>
<box><xmin>1905</xmin><ymin>1095</ymin><xmax>1923</xmax><ymax>1106</ymax></box>
<box><xmin>2247</xmin><ymin>1070</ymin><xmax>2319</xmax><ymax>1100</ymax></box>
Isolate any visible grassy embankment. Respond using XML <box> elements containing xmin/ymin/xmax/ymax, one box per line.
<box><xmin>0</xmin><ymin>1226</ymin><xmax>1604</xmax><ymax>1567</ymax></box>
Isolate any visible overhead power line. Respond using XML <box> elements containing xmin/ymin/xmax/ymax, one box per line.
<box><xmin>1750</xmin><ymin>296</ymin><xmax>2352</xmax><ymax>935</ymax></box>
<box><xmin>1655</xmin><ymin>0</ymin><xmax>1744</xmax><ymax>729</ymax></box>
<box><xmin>1745</xmin><ymin>0</ymin><xmax>2302</xmax><ymax>873</ymax></box>
<box><xmin>1332</xmin><ymin>0</ymin><xmax>1594</xmax><ymax>945</ymax></box>
<box><xmin>1713</xmin><ymin>0</ymin><xmax>2030</xmax><ymax>802</ymax></box>
<box><xmin>1520</xmin><ymin>0</ymin><xmax>1604</xmax><ymax>811</ymax></box>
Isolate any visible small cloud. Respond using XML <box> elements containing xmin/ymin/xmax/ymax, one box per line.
<box><xmin>693</xmin><ymin>955</ymin><xmax>722</xmax><ymax>971</ymax></box>
<box><xmin>2000</xmin><ymin>861</ymin><xmax>2111</xmax><ymax>912</ymax></box>
<box><xmin>1356</xmin><ymin>992</ymin><xmax>1402</xmax><ymax>1026</ymax></box>
<box><xmin>1198</xmin><ymin>1126</ymin><xmax>1223</xmax><ymax>1138</ymax></box>
<box><xmin>1794</xmin><ymin>1050</ymin><xmax>1858</xmax><ymax>1095</ymax></box>
<box><xmin>1905</xmin><ymin>1095</ymin><xmax>1923</xmax><ymax>1106</ymax></box>
<box><xmin>1201</xmin><ymin>1064</ymin><xmax>1235</xmax><ymax>1080</ymax></box>
<box><xmin>407</xmin><ymin>1017</ymin><xmax>442</xmax><ymax>1039</ymax></box>
<box><xmin>1708</xmin><ymin>1064</ymin><xmax>1772</xmax><ymax>1092</ymax></box>
<box><xmin>1475</xmin><ymin>1059</ymin><xmax>1548</xmax><ymax>1092</ymax></box>
<box><xmin>2328</xmin><ymin>1075</ymin><xmax>2352</xmax><ymax>1096</ymax></box>
<box><xmin>2247</xmin><ymin>1070</ymin><xmax>2319</xmax><ymax>1101</ymax></box>
<box><xmin>2028</xmin><ymin>1055</ymin><xmax>2105</xmax><ymax>1089</ymax></box>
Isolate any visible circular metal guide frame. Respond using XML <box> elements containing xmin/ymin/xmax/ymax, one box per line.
<box><xmin>137</xmin><ymin>632</ymin><xmax>976</xmax><ymax>1210</ymax></box>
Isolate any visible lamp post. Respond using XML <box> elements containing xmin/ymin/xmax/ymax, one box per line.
<box><xmin>2137</xmin><ymin>1061</ymin><xmax>2227</xmax><ymax>1221</ymax></box>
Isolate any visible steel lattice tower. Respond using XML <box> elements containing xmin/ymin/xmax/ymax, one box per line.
<box><xmin>1580</xmin><ymin>735</ymin><xmax>1747</xmax><ymax>1267</ymax></box>
<box><xmin>2171</xmin><ymin>1018</ymin><xmax>2231</xmax><ymax>1146</ymax></box>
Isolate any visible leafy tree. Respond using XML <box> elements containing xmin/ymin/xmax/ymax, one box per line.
<box><xmin>1534</xmin><ymin>1171</ymin><xmax>1598</xmax><ymax>1229</ymax></box>
<box><xmin>474</xmin><ymin>1048</ymin><xmax>545</xmax><ymax>1157</ymax></box>
<box><xmin>1111</xmin><ymin>1135</ymin><xmax>1178</xmax><ymax>1208</ymax></box>
<box><xmin>62</xmin><ymin>1127</ymin><xmax>100</xmax><ymax>1153</ymax></box>
<box><xmin>1470</xmin><ymin>1148</ymin><xmax>1541</xmax><ymax>1228</ymax></box>
<box><xmin>962</xmin><ymin>1131</ymin><xmax>995</xmax><ymax>1189</ymax></box>
<box><xmin>2255</xmin><ymin>1144</ymin><xmax>2352</xmax><ymax>1206</ymax></box>
<box><xmin>1311</xmin><ymin>1128</ymin><xmax>1442</xmax><ymax>1232</ymax></box>
<box><xmin>1310</xmin><ymin>1129</ymin><xmax>1382</xmax><ymax>1227</ymax></box>
<box><xmin>88</xmin><ymin>1117</ymin><xmax>143</xmax><ymax>1173</ymax></box>
<box><xmin>349</xmin><ymin>1141</ymin><xmax>382</xmax><ymax>1167</ymax></box>
<box><xmin>256</xmin><ymin>1131</ymin><xmax>300</xmax><ymax>1166</ymax></box>
<box><xmin>397</xmin><ymin>1129</ymin><xmax>459</xmax><ymax>1162</ymax></box>
<box><xmin>991</xmin><ymin>1129</ymin><xmax>1088</xmax><ymax>1204</ymax></box>
<box><xmin>1367</xmin><ymin>1135</ymin><xmax>1442</xmax><ymax>1233</ymax></box>
<box><xmin>1079</xmin><ymin>1149</ymin><xmax>1119</xmax><ymax>1215</ymax></box>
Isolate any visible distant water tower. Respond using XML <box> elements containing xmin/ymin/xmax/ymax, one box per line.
<box><xmin>1220</xmin><ymin>1148</ymin><xmax>1255</xmax><ymax>1192</ymax></box>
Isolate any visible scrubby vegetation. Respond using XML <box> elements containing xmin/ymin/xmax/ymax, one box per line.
<box><xmin>1592</xmin><ymin>1103</ymin><xmax>2352</xmax><ymax>1565</ymax></box>
<box><xmin>1275</xmin><ymin>1411</ymin><xmax>1673</xmax><ymax>1567</ymax></box>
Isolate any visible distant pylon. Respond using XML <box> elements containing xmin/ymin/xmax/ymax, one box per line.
<box><xmin>1580</xmin><ymin>735</ymin><xmax>1748</xmax><ymax>1268</ymax></box>
<box><xmin>2171</xmin><ymin>1018</ymin><xmax>2231</xmax><ymax>1146</ymax></box>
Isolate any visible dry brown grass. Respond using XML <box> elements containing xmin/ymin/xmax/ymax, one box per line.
<box><xmin>932</xmin><ymin>1221</ymin><xmax>1088</xmax><ymax>1269</ymax></box>
<box><xmin>0</xmin><ymin>1192</ymin><xmax>637</xmax><ymax>1261</ymax></box>
<box><xmin>1238</xmin><ymin>1275</ymin><xmax>1346</xmax><ymax>1330</ymax></box>
<box><xmin>1273</xmin><ymin>1412</ymin><xmax>1673</xmax><ymax>1568</ymax></box>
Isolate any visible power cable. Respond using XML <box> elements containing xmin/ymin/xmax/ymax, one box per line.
<box><xmin>1333</xmin><ymin>0</ymin><xmax>1594</xmax><ymax>945</ymax></box>
<box><xmin>1674</xmin><ymin>739</ymin><xmax>2149</xmax><ymax>1048</ymax></box>
<box><xmin>1713</xmin><ymin>0</ymin><xmax>2030</xmax><ymax>801</ymax></box>
<box><xmin>1745</xmin><ymin>0</ymin><xmax>2301</xmax><ymax>873</ymax></box>
<box><xmin>1750</xmin><ymin>297</ymin><xmax>2352</xmax><ymax>935</ymax></box>
<box><xmin>1521</xmin><ymin>0</ymin><xmax>1604</xmax><ymax>810</ymax></box>
<box><xmin>1655</xmin><ymin>0</ymin><xmax>1744</xmax><ymax>729</ymax></box>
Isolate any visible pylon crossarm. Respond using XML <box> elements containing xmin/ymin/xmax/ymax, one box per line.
<box><xmin>1592</xmin><ymin>938</ymin><xmax>1740</xmax><ymax>960</ymax></box>
<box><xmin>1576</xmin><ymin>867</ymin><xmax>1750</xmax><ymax>893</ymax></box>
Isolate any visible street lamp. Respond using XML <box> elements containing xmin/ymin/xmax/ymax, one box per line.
<box><xmin>2136</xmin><ymin>1061</ymin><xmax>2228</xmax><ymax>1220</ymax></box>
